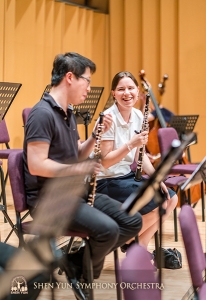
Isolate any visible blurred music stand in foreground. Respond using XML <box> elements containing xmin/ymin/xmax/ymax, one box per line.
<box><xmin>121</xmin><ymin>132</ymin><xmax>196</xmax><ymax>284</ymax></box>
<box><xmin>170</xmin><ymin>115</ymin><xmax>199</xmax><ymax>162</ymax></box>
<box><xmin>41</xmin><ymin>85</ymin><xmax>104</xmax><ymax>140</ymax></box>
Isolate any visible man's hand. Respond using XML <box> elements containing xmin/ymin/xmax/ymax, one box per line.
<box><xmin>93</xmin><ymin>113</ymin><xmax>113</xmax><ymax>134</ymax></box>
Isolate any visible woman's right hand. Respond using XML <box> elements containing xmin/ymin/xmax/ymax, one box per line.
<box><xmin>130</xmin><ymin>130</ymin><xmax>148</xmax><ymax>148</ymax></box>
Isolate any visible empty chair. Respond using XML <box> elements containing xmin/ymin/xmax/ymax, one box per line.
<box><xmin>120</xmin><ymin>243</ymin><xmax>161</xmax><ymax>300</ymax></box>
<box><xmin>8</xmin><ymin>150</ymin><xmax>122</xmax><ymax>300</ymax></box>
<box><xmin>0</xmin><ymin>119</ymin><xmax>21</xmax><ymax>223</ymax></box>
<box><xmin>22</xmin><ymin>108</ymin><xmax>32</xmax><ymax>126</ymax></box>
<box><xmin>158</xmin><ymin>127</ymin><xmax>205</xmax><ymax>241</ymax></box>
<box><xmin>179</xmin><ymin>204</ymin><xmax>206</xmax><ymax>299</ymax></box>
<box><xmin>158</xmin><ymin>127</ymin><xmax>198</xmax><ymax>176</ymax></box>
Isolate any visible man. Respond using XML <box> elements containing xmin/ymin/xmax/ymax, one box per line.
<box><xmin>23</xmin><ymin>52</ymin><xmax>142</xmax><ymax>299</ymax></box>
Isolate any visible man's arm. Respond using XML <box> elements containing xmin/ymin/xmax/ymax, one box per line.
<box><xmin>27</xmin><ymin>141</ymin><xmax>100</xmax><ymax>177</ymax></box>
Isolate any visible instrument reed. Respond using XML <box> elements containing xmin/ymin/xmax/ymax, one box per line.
<box><xmin>134</xmin><ymin>93</ymin><xmax>150</xmax><ymax>181</ymax></box>
<box><xmin>87</xmin><ymin>112</ymin><xmax>104</xmax><ymax>206</ymax></box>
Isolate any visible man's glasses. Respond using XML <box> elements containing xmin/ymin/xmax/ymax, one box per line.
<box><xmin>79</xmin><ymin>75</ymin><xmax>91</xmax><ymax>86</ymax></box>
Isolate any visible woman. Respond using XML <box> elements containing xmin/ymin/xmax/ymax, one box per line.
<box><xmin>96</xmin><ymin>71</ymin><xmax>178</xmax><ymax>251</ymax></box>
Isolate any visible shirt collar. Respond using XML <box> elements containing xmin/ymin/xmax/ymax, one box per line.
<box><xmin>113</xmin><ymin>103</ymin><xmax>134</xmax><ymax>125</ymax></box>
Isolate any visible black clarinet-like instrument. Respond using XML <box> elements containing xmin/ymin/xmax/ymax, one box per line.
<box><xmin>87</xmin><ymin>112</ymin><xmax>104</xmax><ymax>206</ymax></box>
<box><xmin>134</xmin><ymin>93</ymin><xmax>150</xmax><ymax>181</ymax></box>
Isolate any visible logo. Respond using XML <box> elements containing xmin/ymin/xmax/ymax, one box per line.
<box><xmin>11</xmin><ymin>276</ymin><xmax>28</xmax><ymax>294</ymax></box>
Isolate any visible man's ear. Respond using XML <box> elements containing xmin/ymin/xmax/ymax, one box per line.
<box><xmin>66</xmin><ymin>72</ymin><xmax>73</xmax><ymax>84</ymax></box>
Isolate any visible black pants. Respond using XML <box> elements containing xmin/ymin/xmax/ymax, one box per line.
<box><xmin>30</xmin><ymin>193</ymin><xmax>142</xmax><ymax>280</ymax></box>
<box><xmin>68</xmin><ymin>193</ymin><xmax>142</xmax><ymax>279</ymax></box>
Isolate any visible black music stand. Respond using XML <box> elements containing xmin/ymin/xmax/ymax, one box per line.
<box><xmin>73</xmin><ymin>87</ymin><xmax>104</xmax><ymax>139</ymax></box>
<box><xmin>41</xmin><ymin>85</ymin><xmax>104</xmax><ymax>140</ymax></box>
<box><xmin>121</xmin><ymin>132</ymin><xmax>196</xmax><ymax>285</ymax></box>
<box><xmin>41</xmin><ymin>84</ymin><xmax>51</xmax><ymax>99</ymax></box>
<box><xmin>0</xmin><ymin>82</ymin><xmax>22</xmax><ymax>121</ymax></box>
<box><xmin>103</xmin><ymin>93</ymin><xmax>114</xmax><ymax>111</ymax></box>
<box><xmin>170</xmin><ymin>115</ymin><xmax>199</xmax><ymax>162</ymax></box>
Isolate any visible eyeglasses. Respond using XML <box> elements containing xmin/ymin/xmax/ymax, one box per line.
<box><xmin>79</xmin><ymin>75</ymin><xmax>91</xmax><ymax>86</ymax></box>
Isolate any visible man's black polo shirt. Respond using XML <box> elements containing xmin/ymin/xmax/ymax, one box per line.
<box><xmin>23</xmin><ymin>93</ymin><xmax>80</xmax><ymax>208</ymax></box>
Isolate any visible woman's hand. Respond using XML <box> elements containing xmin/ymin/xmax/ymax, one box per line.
<box><xmin>160</xmin><ymin>182</ymin><xmax>170</xmax><ymax>200</ymax></box>
<box><xmin>129</xmin><ymin>130</ymin><xmax>148</xmax><ymax>149</ymax></box>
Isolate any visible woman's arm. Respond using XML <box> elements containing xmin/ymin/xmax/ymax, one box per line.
<box><xmin>101</xmin><ymin>131</ymin><xmax>148</xmax><ymax>169</ymax></box>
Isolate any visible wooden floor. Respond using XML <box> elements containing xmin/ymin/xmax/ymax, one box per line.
<box><xmin>1</xmin><ymin>185</ymin><xmax>205</xmax><ymax>300</ymax></box>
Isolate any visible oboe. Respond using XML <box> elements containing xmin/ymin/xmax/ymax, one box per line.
<box><xmin>87</xmin><ymin>112</ymin><xmax>104</xmax><ymax>206</ymax></box>
<box><xmin>134</xmin><ymin>93</ymin><xmax>150</xmax><ymax>181</ymax></box>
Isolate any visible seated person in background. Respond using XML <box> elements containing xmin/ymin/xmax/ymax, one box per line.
<box><xmin>96</xmin><ymin>71</ymin><xmax>178</xmax><ymax>253</ymax></box>
<box><xmin>23</xmin><ymin>53</ymin><xmax>142</xmax><ymax>298</ymax></box>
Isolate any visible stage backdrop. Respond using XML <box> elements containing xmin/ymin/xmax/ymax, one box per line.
<box><xmin>0</xmin><ymin>0</ymin><xmax>205</xmax><ymax>164</ymax></box>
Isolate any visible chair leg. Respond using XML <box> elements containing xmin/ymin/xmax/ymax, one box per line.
<box><xmin>58</xmin><ymin>237</ymin><xmax>75</xmax><ymax>275</ymax></box>
<box><xmin>0</xmin><ymin>166</ymin><xmax>7</xmax><ymax>223</ymax></box>
<box><xmin>201</xmin><ymin>182</ymin><xmax>205</xmax><ymax>222</ymax></box>
<box><xmin>84</xmin><ymin>238</ymin><xmax>94</xmax><ymax>300</ymax></box>
<box><xmin>154</xmin><ymin>231</ymin><xmax>159</xmax><ymax>252</ymax></box>
<box><xmin>114</xmin><ymin>249</ymin><xmax>122</xmax><ymax>300</ymax></box>
<box><xmin>135</xmin><ymin>235</ymin><xmax>139</xmax><ymax>243</ymax></box>
<box><xmin>174</xmin><ymin>207</ymin><xmax>178</xmax><ymax>242</ymax></box>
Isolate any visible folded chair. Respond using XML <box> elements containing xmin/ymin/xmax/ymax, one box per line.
<box><xmin>0</xmin><ymin>159</ymin><xmax>19</xmax><ymax>241</ymax></box>
<box><xmin>22</xmin><ymin>108</ymin><xmax>32</xmax><ymax>126</ymax></box>
<box><xmin>179</xmin><ymin>205</ymin><xmax>206</xmax><ymax>299</ymax></box>
<box><xmin>8</xmin><ymin>150</ymin><xmax>122</xmax><ymax>300</ymax></box>
<box><xmin>120</xmin><ymin>243</ymin><xmax>161</xmax><ymax>300</ymax></box>
<box><xmin>0</xmin><ymin>120</ymin><xmax>22</xmax><ymax>222</ymax></box>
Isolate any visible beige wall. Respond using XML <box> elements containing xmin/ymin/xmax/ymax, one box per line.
<box><xmin>1</xmin><ymin>0</ymin><xmax>205</xmax><ymax>163</ymax></box>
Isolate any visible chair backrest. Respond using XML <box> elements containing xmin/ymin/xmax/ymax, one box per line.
<box><xmin>158</xmin><ymin>127</ymin><xmax>182</xmax><ymax>160</ymax></box>
<box><xmin>179</xmin><ymin>204</ymin><xmax>206</xmax><ymax>288</ymax></box>
<box><xmin>8</xmin><ymin>150</ymin><xmax>28</xmax><ymax>213</ymax></box>
<box><xmin>22</xmin><ymin>108</ymin><xmax>32</xmax><ymax>126</ymax></box>
<box><xmin>0</xmin><ymin>119</ymin><xmax>10</xmax><ymax>144</ymax></box>
<box><xmin>120</xmin><ymin>244</ymin><xmax>161</xmax><ymax>300</ymax></box>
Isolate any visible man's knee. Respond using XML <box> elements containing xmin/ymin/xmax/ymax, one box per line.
<box><xmin>124</xmin><ymin>212</ymin><xmax>142</xmax><ymax>234</ymax></box>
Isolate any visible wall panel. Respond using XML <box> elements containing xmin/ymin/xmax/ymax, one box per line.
<box><xmin>1</xmin><ymin>0</ymin><xmax>205</xmax><ymax>162</ymax></box>
<box><xmin>124</xmin><ymin>0</ymin><xmax>142</xmax><ymax>76</ymax></box>
<box><xmin>178</xmin><ymin>0</ymin><xmax>206</xmax><ymax>161</ymax></box>
<box><xmin>0</xmin><ymin>0</ymin><xmax>5</xmax><ymax>80</ymax></box>
<box><xmin>141</xmin><ymin>0</ymin><xmax>160</xmax><ymax>98</ymax></box>
<box><xmin>109</xmin><ymin>0</ymin><xmax>124</xmax><ymax>78</ymax></box>
<box><xmin>160</xmin><ymin>0</ymin><xmax>178</xmax><ymax>114</ymax></box>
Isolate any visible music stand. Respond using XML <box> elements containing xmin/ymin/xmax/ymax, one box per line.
<box><xmin>40</xmin><ymin>84</ymin><xmax>51</xmax><ymax>99</ymax></box>
<box><xmin>103</xmin><ymin>93</ymin><xmax>114</xmax><ymax>111</ymax></box>
<box><xmin>41</xmin><ymin>85</ymin><xmax>104</xmax><ymax>140</ymax></box>
<box><xmin>121</xmin><ymin>132</ymin><xmax>196</xmax><ymax>284</ymax></box>
<box><xmin>170</xmin><ymin>115</ymin><xmax>199</xmax><ymax>162</ymax></box>
<box><xmin>0</xmin><ymin>82</ymin><xmax>22</xmax><ymax>121</ymax></box>
<box><xmin>73</xmin><ymin>87</ymin><xmax>104</xmax><ymax>139</ymax></box>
